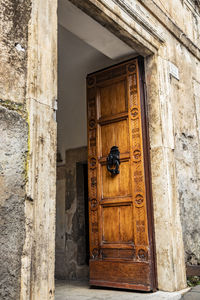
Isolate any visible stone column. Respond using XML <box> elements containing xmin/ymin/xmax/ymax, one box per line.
<box><xmin>145</xmin><ymin>54</ymin><xmax>187</xmax><ymax>291</ymax></box>
<box><xmin>0</xmin><ymin>1</ymin><xmax>31</xmax><ymax>299</ymax></box>
<box><xmin>20</xmin><ymin>0</ymin><xmax>57</xmax><ymax>299</ymax></box>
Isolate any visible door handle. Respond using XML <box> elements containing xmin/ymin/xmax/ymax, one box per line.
<box><xmin>106</xmin><ymin>146</ymin><xmax>120</xmax><ymax>175</ymax></box>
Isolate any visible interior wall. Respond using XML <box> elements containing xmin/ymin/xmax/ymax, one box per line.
<box><xmin>57</xmin><ymin>25</ymin><xmax>115</xmax><ymax>163</ymax></box>
<box><xmin>56</xmin><ymin>147</ymin><xmax>89</xmax><ymax>280</ymax></box>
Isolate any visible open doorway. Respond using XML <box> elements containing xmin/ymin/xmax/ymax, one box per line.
<box><xmin>56</xmin><ymin>0</ymin><xmax>137</xmax><ymax>288</ymax></box>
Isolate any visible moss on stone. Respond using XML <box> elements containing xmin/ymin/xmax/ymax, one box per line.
<box><xmin>0</xmin><ymin>99</ymin><xmax>26</xmax><ymax>117</ymax></box>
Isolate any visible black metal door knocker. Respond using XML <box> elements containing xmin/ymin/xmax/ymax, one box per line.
<box><xmin>106</xmin><ymin>146</ymin><xmax>120</xmax><ymax>175</ymax></box>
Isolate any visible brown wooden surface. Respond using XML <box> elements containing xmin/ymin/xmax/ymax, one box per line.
<box><xmin>187</xmin><ymin>265</ymin><xmax>200</xmax><ymax>276</ymax></box>
<box><xmin>87</xmin><ymin>58</ymin><xmax>156</xmax><ymax>291</ymax></box>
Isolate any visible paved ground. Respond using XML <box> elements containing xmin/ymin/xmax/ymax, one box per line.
<box><xmin>55</xmin><ymin>281</ymin><xmax>190</xmax><ymax>300</ymax></box>
<box><xmin>182</xmin><ymin>285</ymin><xmax>200</xmax><ymax>300</ymax></box>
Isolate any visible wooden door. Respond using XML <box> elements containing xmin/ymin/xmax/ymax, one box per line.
<box><xmin>87</xmin><ymin>58</ymin><xmax>156</xmax><ymax>291</ymax></box>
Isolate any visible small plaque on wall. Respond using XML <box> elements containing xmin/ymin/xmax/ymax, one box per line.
<box><xmin>169</xmin><ymin>61</ymin><xmax>179</xmax><ymax>80</ymax></box>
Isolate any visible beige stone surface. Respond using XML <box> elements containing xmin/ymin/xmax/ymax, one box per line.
<box><xmin>20</xmin><ymin>0</ymin><xmax>57</xmax><ymax>299</ymax></box>
<box><xmin>0</xmin><ymin>106</ymin><xmax>28</xmax><ymax>300</ymax></box>
<box><xmin>69</xmin><ymin>0</ymin><xmax>161</xmax><ymax>55</ymax></box>
<box><xmin>26</xmin><ymin>0</ymin><xmax>57</xmax><ymax>107</ymax></box>
<box><xmin>0</xmin><ymin>1</ymin><xmax>31</xmax><ymax>299</ymax></box>
<box><xmin>20</xmin><ymin>99</ymin><xmax>57</xmax><ymax>300</ymax></box>
<box><xmin>145</xmin><ymin>53</ymin><xmax>186</xmax><ymax>291</ymax></box>
<box><xmin>152</xmin><ymin>0</ymin><xmax>200</xmax><ymax>46</ymax></box>
<box><xmin>0</xmin><ymin>0</ymin><xmax>31</xmax><ymax>103</ymax></box>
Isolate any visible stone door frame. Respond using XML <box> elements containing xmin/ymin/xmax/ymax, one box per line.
<box><xmin>20</xmin><ymin>0</ymin><xmax>187</xmax><ymax>298</ymax></box>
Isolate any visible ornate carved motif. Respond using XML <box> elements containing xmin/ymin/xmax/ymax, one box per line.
<box><xmin>87</xmin><ymin>76</ymin><xmax>95</xmax><ymax>87</ymax></box>
<box><xmin>89</xmin><ymin>138</ymin><xmax>96</xmax><ymax>148</ymax></box>
<box><xmin>133</xmin><ymin>149</ymin><xmax>141</xmax><ymax>161</ymax></box>
<box><xmin>134</xmin><ymin>170</ymin><xmax>142</xmax><ymax>176</ymax></box>
<box><xmin>135</xmin><ymin>207</ymin><xmax>146</xmax><ymax>245</ymax></box>
<box><xmin>90</xmin><ymin>170</ymin><xmax>97</xmax><ymax>197</ymax></box>
<box><xmin>128</xmin><ymin>63</ymin><xmax>136</xmax><ymax>73</ymax></box>
<box><xmin>128</xmin><ymin>60</ymin><xmax>148</xmax><ymax>257</ymax></box>
<box><xmin>90</xmin><ymin>209</ymin><xmax>99</xmax><ymax>249</ymax></box>
<box><xmin>135</xmin><ymin>194</ymin><xmax>144</xmax><ymax>206</ymax></box>
<box><xmin>92</xmin><ymin>223</ymin><xmax>98</xmax><ymax>233</ymax></box>
<box><xmin>90</xmin><ymin>198</ymin><xmax>98</xmax><ymax>210</ymax></box>
<box><xmin>128</xmin><ymin>75</ymin><xmax>137</xmax><ymax>107</ymax></box>
<box><xmin>90</xmin><ymin>157</ymin><xmax>97</xmax><ymax>169</ymax></box>
<box><xmin>92</xmin><ymin>248</ymin><xmax>99</xmax><ymax>259</ymax></box>
<box><xmin>91</xmin><ymin>177</ymin><xmax>97</xmax><ymax>187</ymax></box>
<box><xmin>88</xmin><ymin>98</ymin><xmax>96</xmax><ymax>117</ymax></box>
<box><xmin>131</xmin><ymin>107</ymin><xmax>139</xmax><ymax>119</ymax></box>
<box><xmin>89</xmin><ymin>119</ymin><xmax>96</xmax><ymax>129</ymax></box>
<box><xmin>138</xmin><ymin>249</ymin><xmax>148</xmax><ymax>261</ymax></box>
<box><xmin>87</xmin><ymin>82</ymin><xmax>99</xmax><ymax>259</ymax></box>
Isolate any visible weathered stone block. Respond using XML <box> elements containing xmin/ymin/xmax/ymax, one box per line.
<box><xmin>0</xmin><ymin>0</ymin><xmax>31</xmax><ymax>103</ymax></box>
<box><xmin>0</xmin><ymin>106</ymin><xmax>28</xmax><ymax>300</ymax></box>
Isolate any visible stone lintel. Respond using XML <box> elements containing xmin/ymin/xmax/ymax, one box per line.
<box><xmin>68</xmin><ymin>0</ymin><xmax>161</xmax><ymax>56</ymax></box>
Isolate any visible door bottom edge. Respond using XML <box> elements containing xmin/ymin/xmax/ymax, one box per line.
<box><xmin>89</xmin><ymin>279</ymin><xmax>152</xmax><ymax>292</ymax></box>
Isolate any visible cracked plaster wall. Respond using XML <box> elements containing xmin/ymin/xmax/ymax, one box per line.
<box><xmin>56</xmin><ymin>147</ymin><xmax>89</xmax><ymax>281</ymax></box>
<box><xmin>0</xmin><ymin>106</ymin><xmax>28</xmax><ymax>300</ymax></box>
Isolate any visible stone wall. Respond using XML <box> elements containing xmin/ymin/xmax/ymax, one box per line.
<box><xmin>0</xmin><ymin>107</ymin><xmax>28</xmax><ymax>299</ymax></box>
<box><xmin>0</xmin><ymin>1</ymin><xmax>57</xmax><ymax>299</ymax></box>
<box><xmin>171</xmin><ymin>59</ymin><xmax>200</xmax><ymax>266</ymax></box>
<box><xmin>145</xmin><ymin>28</ymin><xmax>200</xmax><ymax>288</ymax></box>
<box><xmin>0</xmin><ymin>0</ymin><xmax>31</xmax><ymax>299</ymax></box>
<box><xmin>145</xmin><ymin>19</ymin><xmax>200</xmax><ymax>267</ymax></box>
<box><xmin>0</xmin><ymin>0</ymin><xmax>31</xmax><ymax>103</ymax></box>
<box><xmin>56</xmin><ymin>147</ymin><xmax>89</xmax><ymax>280</ymax></box>
<box><xmin>20</xmin><ymin>0</ymin><xmax>57</xmax><ymax>299</ymax></box>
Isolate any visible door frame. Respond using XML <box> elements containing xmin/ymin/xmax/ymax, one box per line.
<box><xmin>137</xmin><ymin>57</ymin><xmax>157</xmax><ymax>290</ymax></box>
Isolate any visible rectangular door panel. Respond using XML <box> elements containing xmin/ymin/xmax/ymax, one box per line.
<box><xmin>100</xmin><ymin>120</ymin><xmax>129</xmax><ymax>157</ymax></box>
<box><xmin>99</xmin><ymin>79</ymin><xmax>128</xmax><ymax>118</ymax></box>
<box><xmin>102</xmin><ymin>203</ymin><xmax>133</xmax><ymax>244</ymax></box>
<box><xmin>101</xmin><ymin>248</ymin><xmax>135</xmax><ymax>260</ymax></box>
<box><xmin>90</xmin><ymin>261</ymin><xmax>151</xmax><ymax>290</ymax></box>
<box><xmin>101</xmin><ymin>161</ymin><xmax>131</xmax><ymax>198</ymax></box>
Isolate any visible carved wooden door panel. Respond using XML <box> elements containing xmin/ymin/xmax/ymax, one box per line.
<box><xmin>87</xmin><ymin>58</ymin><xmax>156</xmax><ymax>291</ymax></box>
